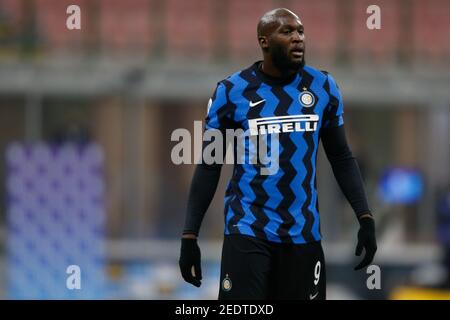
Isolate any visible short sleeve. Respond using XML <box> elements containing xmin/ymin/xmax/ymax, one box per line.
<box><xmin>205</xmin><ymin>82</ymin><xmax>234</xmax><ymax>132</ymax></box>
<box><xmin>323</xmin><ymin>73</ymin><xmax>344</xmax><ymax>129</ymax></box>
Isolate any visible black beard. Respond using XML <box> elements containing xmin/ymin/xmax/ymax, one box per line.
<box><xmin>270</xmin><ymin>43</ymin><xmax>305</xmax><ymax>74</ymax></box>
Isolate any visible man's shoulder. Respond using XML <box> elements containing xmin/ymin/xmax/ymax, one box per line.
<box><xmin>217</xmin><ymin>62</ymin><xmax>257</xmax><ymax>88</ymax></box>
<box><xmin>303</xmin><ymin>64</ymin><xmax>332</xmax><ymax>81</ymax></box>
<box><xmin>303</xmin><ymin>65</ymin><xmax>341</xmax><ymax>92</ymax></box>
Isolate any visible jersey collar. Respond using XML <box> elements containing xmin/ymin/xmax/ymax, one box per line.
<box><xmin>252</xmin><ymin>61</ymin><xmax>302</xmax><ymax>86</ymax></box>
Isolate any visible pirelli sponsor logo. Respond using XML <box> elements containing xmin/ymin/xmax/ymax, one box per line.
<box><xmin>248</xmin><ymin>114</ymin><xmax>319</xmax><ymax>136</ymax></box>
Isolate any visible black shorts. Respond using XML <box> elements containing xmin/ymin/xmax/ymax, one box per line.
<box><xmin>218</xmin><ymin>234</ymin><xmax>326</xmax><ymax>300</ymax></box>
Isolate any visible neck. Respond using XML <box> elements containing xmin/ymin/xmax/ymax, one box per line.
<box><xmin>261</xmin><ymin>58</ymin><xmax>298</xmax><ymax>78</ymax></box>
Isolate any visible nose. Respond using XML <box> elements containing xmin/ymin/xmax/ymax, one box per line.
<box><xmin>292</xmin><ymin>30</ymin><xmax>303</xmax><ymax>43</ymax></box>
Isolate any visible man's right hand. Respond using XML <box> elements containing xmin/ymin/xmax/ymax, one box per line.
<box><xmin>179</xmin><ymin>236</ymin><xmax>202</xmax><ymax>287</ymax></box>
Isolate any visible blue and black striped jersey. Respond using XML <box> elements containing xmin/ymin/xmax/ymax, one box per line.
<box><xmin>205</xmin><ymin>61</ymin><xmax>344</xmax><ymax>244</ymax></box>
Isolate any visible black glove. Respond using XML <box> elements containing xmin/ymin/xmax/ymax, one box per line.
<box><xmin>354</xmin><ymin>216</ymin><xmax>377</xmax><ymax>270</ymax></box>
<box><xmin>179</xmin><ymin>238</ymin><xmax>202</xmax><ymax>287</ymax></box>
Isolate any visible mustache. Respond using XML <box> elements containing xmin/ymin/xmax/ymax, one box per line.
<box><xmin>290</xmin><ymin>45</ymin><xmax>305</xmax><ymax>52</ymax></box>
<box><xmin>270</xmin><ymin>45</ymin><xmax>305</xmax><ymax>71</ymax></box>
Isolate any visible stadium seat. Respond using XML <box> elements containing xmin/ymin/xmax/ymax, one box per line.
<box><xmin>165</xmin><ymin>0</ymin><xmax>215</xmax><ymax>60</ymax></box>
<box><xmin>0</xmin><ymin>0</ymin><xmax>23</xmax><ymax>51</ymax></box>
<box><xmin>0</xmin><ymin>0</ymin><xmax>22</xmax><ymax>27</ymax></box>
<box><xmin>412</xmin><ymin>0</ymin><xmax>450</xmax><ymax>64</ymax></box>
<box><xmin>35</xmin><ymin>0</ymin><xmax>86</xmax><ymax>53</ymax></box>
<box><xmin>226</xmin><ymin>0</ymin><xmax>276</xmax><ymax>61</ymax></box>
<box><xmin>285</xmin><ymin>0</ymin><xmax>339</xmax><ymax>63</ymax></box>
<box><xmin>348</xmin><ymin>0</ymin><xmax>400</xmax><ymax>65</ymax></box>
<box><xmin>99</xmin><ymin>0</ymin><xmax>154</xmax><ymax>56</ymax></box>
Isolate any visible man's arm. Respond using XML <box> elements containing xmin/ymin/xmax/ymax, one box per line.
<box><xmin>179</xmin><ymin>80</ymin><xmax>231</xmax><ymax>287</ymax></box>
<box><xmin>182</xmin><ymin>162</ymin><xmax>222</xmax><ymax>238</ymax></box>
<box><xmin>179</xmin><ymin>161</ymin><xmax>222</xmax><ymax>287</ymax></box>
<box><xmin>321</xmin><ymin>124</ymin><xmax>377</xmax><ymax>270</ymax></box>
<box><xmin>321</xmin><ymin>124</ymin><xmax>370</xmax><ymax>218</ymax></box>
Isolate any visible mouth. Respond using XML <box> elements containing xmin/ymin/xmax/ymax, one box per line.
<box><xmin>291</xmin><ymin>51</ymin><xmax>303</xmax><ymax>58</ymax></box>
<box><xmin>290</xmin><ymin>48</ymin><xmax>304</xmax><ymax>58</ymax></box>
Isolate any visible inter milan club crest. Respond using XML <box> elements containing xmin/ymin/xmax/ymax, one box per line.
<box><xmin>299</xmin><ymin>88</ymin><xmax>315</xmax><ymax>108</ymax></box>
<box><xmin>222</xmin><ymin>274</ymin><xmax>232</xmax><ymax>291</ymax></box>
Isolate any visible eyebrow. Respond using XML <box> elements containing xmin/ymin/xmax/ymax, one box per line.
<box><xmin>280</xmin><ymin>22</ymin><xmax>304</xmax><ymax>30</ymax></box>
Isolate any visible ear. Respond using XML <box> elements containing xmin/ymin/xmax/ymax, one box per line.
<box><xmin>258</xmin><ymin>36</ymin><xmax>269</xmax><ymax>50</ymax></box>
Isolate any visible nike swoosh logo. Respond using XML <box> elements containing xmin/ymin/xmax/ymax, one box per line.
<box><xmin>309</xmin><ymin>291</ymin><xmax>319</xmax><ymax>300</ymax></box>
<box><xmin>249</xmin><ymin>99</ymin><xmax>265</xmax><ymax>107</ymax></box>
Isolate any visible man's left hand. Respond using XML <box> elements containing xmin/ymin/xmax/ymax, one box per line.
<box><xmin>354</xmin><ymin>215</ymin><xmax>377</xmax><ymax>270</ymax></box>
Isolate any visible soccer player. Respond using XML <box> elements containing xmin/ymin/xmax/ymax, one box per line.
<box><xmin>179</xmin><ymin>8</ymin><xmax>377</xmax><ymax>300</ymax></box>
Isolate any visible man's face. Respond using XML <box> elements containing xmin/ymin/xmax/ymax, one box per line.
<box><xmin>267</xmin><ymin>16</ymin><xmax>305</xmax><ymax>70</ymax></box>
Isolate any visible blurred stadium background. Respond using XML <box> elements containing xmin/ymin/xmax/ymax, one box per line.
<box><xmin>0</xmin><ymin>0</ymin><xmax>449</xmax><ymax>299</ymax></box>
